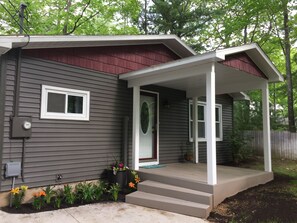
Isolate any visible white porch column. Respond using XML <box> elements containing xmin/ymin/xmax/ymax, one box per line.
<box><xmin>132</xmin><ymin>86</ymin><xmax>140</xmax><ymax>170</ymax></box>
<box><xmin>206</xmin><ymin>62</ymin><xmax>217</xmax><ymax>185</ymax></box>
<box><xmin>192</xmin><ymin>97</ymin><xmax>199</xmax><ymax>163</ymax></box>
<box><xmin>262</xmin><ymin>82</ymin><xmax>272</xmax><ymax>172</ymax></box>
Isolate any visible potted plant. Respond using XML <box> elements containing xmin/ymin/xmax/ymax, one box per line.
<box><xmin>107</xmin><ymin>161</ymin><xmax>128</xmax><ymax>189</ymax></box>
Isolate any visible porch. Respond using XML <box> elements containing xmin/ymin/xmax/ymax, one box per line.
<box><xmin>126</xmin><ymin>163</ymin><xmax>273</xmax><ymax>218</ymax></box>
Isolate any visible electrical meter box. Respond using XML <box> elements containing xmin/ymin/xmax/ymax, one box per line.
<box><xmin>5</xmin><ymin>162</ymin><xmax>21</xmax><ymax>178</ymax></box>
<box><xmin>11</xmin><ymin>116</ymin><xmax>32</xmax><ymax>138</ymax></box>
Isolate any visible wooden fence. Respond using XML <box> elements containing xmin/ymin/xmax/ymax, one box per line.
<box><xmin>244</xmin><ymin>130</ymin><xmax>297</xmax><ymax>160</ymax></box>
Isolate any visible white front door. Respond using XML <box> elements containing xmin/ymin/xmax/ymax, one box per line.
<box><xmin>139</xmin><ymin>91</ymin><xmax>158</xmax><ymax>163</ymax></box>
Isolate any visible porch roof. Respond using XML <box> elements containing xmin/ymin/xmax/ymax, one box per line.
<box><xmin>119</xmin><ymin>43</ymin><xmax>283</xmax><ymax>97</ymax></box>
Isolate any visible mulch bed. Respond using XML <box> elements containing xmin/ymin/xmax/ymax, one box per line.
<box><xmin>208</xmin><ymin>174</ymin><xmax>297</xmax><ymax>223</ymax></box>
<box><xmin>1</xmin><ymin>193</ymin><xmax>126</xmax><ymax>214</ymax></box>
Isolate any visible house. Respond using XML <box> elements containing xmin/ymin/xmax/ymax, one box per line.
<box><xmin>0</xmin><ymin>35</ymin><xmax>283</xmax><ymax>217</ymax></box>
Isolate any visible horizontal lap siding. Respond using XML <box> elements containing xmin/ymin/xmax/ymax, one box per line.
<box><xmin>140</xmin><ymin>87</ymin><xmax>233</xmax><ymax>164</ymax></box>
<box><xmin>1</xmin><ymin>55</ymin><xmax>133</xmax><ymax>191</ymax></box>
<box><xmin>197</xmin><ymin>95</ymin><xmax>233</xmax><ymax>163</ymax></box>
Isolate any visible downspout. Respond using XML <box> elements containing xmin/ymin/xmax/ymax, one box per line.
<box><xmin>12</xmin><ymin>48</ymin><xmax>27</xmax><ymax>182</ymax></box>
<box><xmin>0</xmin><ymin>54</ymin><xmax>8</xmax><ymax>191</ymax></box>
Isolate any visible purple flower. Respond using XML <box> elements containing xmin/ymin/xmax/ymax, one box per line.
<box><xmin>119</xmin><ymin>163</ymin><xmax>124</xmax><ymax>168</ymax></box>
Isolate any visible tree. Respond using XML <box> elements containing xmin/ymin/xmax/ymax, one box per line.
<box><xmin>140</xmin><ymin>0</ymin><xmax>213</xmax><ymax>51</ymax></box>
<box><xmin>0</xmin><ymin>0</ymin><xmax>141</xmax><ymax>35</ymax></box>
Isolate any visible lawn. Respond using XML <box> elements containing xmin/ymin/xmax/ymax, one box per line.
<box><xmin>208</xmin><ymin>157</ymin><xmax>297</xmax><ymax>223</ymax></box>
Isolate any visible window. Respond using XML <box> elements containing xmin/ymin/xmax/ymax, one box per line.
<box><xmin>189</xmin><ymin>101</ymin><xmax>222</xmax><ymax>142</ymax></box>
<box><xmin>41</xmin><ymin>85</ymin><xmax>90</xmax><ymax>121</ymax></box>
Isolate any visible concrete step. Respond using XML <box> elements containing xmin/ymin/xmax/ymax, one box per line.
<box><xmin>138</xmin><ymin>180</ymin><xmax>213</xmax><ymax>206</ymax></box>
<box><xmin>138</xmin><ymin>171</ymin><xmax>213</xmax><ymax>193</ymax></box>
<box><xmin>126</xmin><ymin>191</ymin><xmax>211</xmax><ymax>218</ymax></box>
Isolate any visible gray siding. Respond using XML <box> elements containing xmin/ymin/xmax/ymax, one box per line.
<box><xmin>142</xmin><ymin>86</ymin><xmax>233</xmax><ymax>164</ymax></box>
<box><xmin>1</xmin><ymin>53</ymin><xmax>233</xmax><ymax>191</ymax></box>
<box><xmin>197</xmin><ymin>95</ymin><xmax>233</xmax><ymax>164</ymax></box>
<box><xmin>1</xmin><ymin>53</ymin><xmax>133</xmax><ymax>191</ymax></box>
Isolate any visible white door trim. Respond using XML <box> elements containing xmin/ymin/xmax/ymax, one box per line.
<box><xmin>139</xmin><ymin>89</ymin><xmax>159</xmax><ymax>167</ymax></box>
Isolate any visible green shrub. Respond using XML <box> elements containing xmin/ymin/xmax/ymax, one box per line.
<box><xmin>32</xmin><ymin>191</ymin><xmax>46</xmax><ymax>210</ymax></box>
<box><xmin>108</xmin><ymin>183</ymin><xmax>121</xmax><ymax>201</ymax></box>
<box><xmin>93</xmin><ymin>181</ymin><xmax>107</xmax><ymax>201</ymax></box>
<box><xmin>75</xmin><ymin>182</ymin><xmax>95</xmax><ymax>204</ymax></box>
<box><xmin>229</xmin><ymin>130</ymin><xmax>253</xmax><ymax>164</ymax></box>
<box><xmin>43</xmin><ymin>186</ymin><xmax>55</xmax><ymax>205</ymax></box>
<box><xmin>63</xmin><ymin>184</ymin><xmax>76</xmax><ymax>205</ymax></box>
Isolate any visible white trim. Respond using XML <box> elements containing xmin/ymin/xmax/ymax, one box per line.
<box><xmin>193</xmin><ymin>97</ymin><xmax>199</xmax><ymax>163</ymax></box>
<box><xmin>206</xmin><ymin>62</ymin><xmax>217</xmax><ymax>185</ymax></box>
<box><xmin>40</xmin><ymin>85</ymin><xmax>90</xmax><ymax>121</ymax></box>
<box><xmin>140</xmin><ymin>90</ymin><xmax>160</xmax><ymax>166</ymax></box>
<box><xmin>139</xmin><ymin>161</ymin><xmax>159</xmax><ymax>167</ymax></box>
<box><xmin>0</xmin><ymin>35</ymin><xmax>196</xmax><ymax>58</ymax></box>
<box><xmin>189</xmin><ymin>101</ymin><xmax>223</xmax><ymax>142</ymax></box>
<box><xmin>132</xmin><ymin>86</ymin><xmax>140</xmax><ymax>170</ymax></box>
<box><xmin>262</xmin><ymin>82</ymin><xmax>272</xmax><ymax>172</ymax></box>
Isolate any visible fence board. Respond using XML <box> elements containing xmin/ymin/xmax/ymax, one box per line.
<box><xmin>245</xmin><ymin>130</ymin><xmax>297</xmax><ymax>160</ymax></box>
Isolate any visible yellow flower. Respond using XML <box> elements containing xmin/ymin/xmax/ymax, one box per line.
<box><xmin>129</xmin><ymin>182</ymin><xmax>136</xmax><ymax>189</ymax></box>
<box><xmin>11</xmin><ymin>187</ymin><xmax>20</xmax><ymax>195</ymax></box>
<box><xmin>135</xmin><ymin>177</ymin><xmax>140</xmax><ymax>183</ymax></box>
<box><xmin>20</xmin><ymin>185</ymin><xmax>28</xmax><ymax>191</ymax></box>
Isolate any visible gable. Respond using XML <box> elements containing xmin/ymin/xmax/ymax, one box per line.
<box><xmin>219</xmin><ymin>52</ymin><xmax>267</xmax><ymax>79</ymax></box>
<box><xmin>23</xmin><ymin>44</ymin><xmax>180</xmax><ymax>75</ymax></box>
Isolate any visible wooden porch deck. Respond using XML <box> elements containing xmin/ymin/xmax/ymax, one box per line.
<box><xmin>126</xmin><ymin>163</ymin><xmax>273</xmax><ymax>218</ymax></box>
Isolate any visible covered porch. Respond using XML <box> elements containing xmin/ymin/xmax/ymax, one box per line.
<box><xmin>138</xmin><ymin>163</ymin><xmax>273</xmax><ymax>206</ymax></box>
<box><xmin>120</xmin><ymin>43</ymin><xmax>283</xmax><ymax>186</ymax></box>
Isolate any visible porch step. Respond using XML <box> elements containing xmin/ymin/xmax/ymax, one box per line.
<box><xmin>138</xmin><ymin>171</ymin><xmax>213</xmax><ymax>193</ymax></box>
<box><xmin>126</xmin><ymin>191</ymin><xmax>211</xmax><ymax>218</ymax></box>
<box><xmin>138</xmin><ymin>180</ymin><xmax>212</xmax><ymax>206</ymax></box>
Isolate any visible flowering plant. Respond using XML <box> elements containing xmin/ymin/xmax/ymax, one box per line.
<box><xmin>110</xmin><ymin>161</ymin><xmax>128</xmax><ymax>175</ymax></box>
<box><xmin>32</xmin><ymin>191</ymin><xmax>46</xmax><ymax>210</ymax></box>
<box><xmin>10</xmin><ymin>185</ymin><xmax>28</xmax><ymax>209</ymax></box>
<box><xmin>128</xmin><ymin>170</ymin><xmax>140</xmax><ymax>191</ymax></box>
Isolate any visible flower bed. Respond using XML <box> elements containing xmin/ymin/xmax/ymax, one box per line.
<box><xmin>3</xmin><ymin>170</ymin><xmax>140</xmax><ymax>214</ymax></box>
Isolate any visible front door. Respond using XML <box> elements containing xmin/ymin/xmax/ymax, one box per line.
<box><xmin>139</xmin><ymin>91</ymin><xmax>158</xmax><ymax>163</ymax></box>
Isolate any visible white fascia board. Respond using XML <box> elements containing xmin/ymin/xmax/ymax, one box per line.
<box><xmin>217</xmin><ymin>43</ymin><xmax>283</xmax><ymax>83</ymax></box>
<box><xmin>119</xmin><ymin>52</ymin><xmax>224</xmax><ymax>81</ymax></box>
<box><xmin>229</xmin><ymin>92</ymin><xmax>250</xmax><ymax>101</ymax></box>
<box><xmin>0</xmin><ymin>35</ymin><xmax>195</xmax><ymax>58</ymax></box>
<box><xmin>0</xmin><ymin>42</ymin><xmax>12</xmax><ymax>55</ymax></box>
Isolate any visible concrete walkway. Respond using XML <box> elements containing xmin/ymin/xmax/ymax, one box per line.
<box><xmin>0</xmin><ymin>202</ymin><xmax>208</xmax><ymax>223</ymax></box>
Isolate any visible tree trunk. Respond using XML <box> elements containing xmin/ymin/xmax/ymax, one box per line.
<box><xmin>283</xmin><ymin>1</ymin><xmax>296</xmax><ymax>132</ymax></box>
<box><xmin>63</xmin><ymin>0</ymin><xmax>72</xmax><ymax>35</ymax></box>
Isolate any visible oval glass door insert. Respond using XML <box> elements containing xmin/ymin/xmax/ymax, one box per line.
<box><xmin>141</xmin><ymin>101</ymin><xmax>150</xmax><ymax>134</ymax></box>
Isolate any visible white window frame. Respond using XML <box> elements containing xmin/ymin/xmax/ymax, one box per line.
<box><xmin>41</xmin><ymin>85</ymin><xmax>90</xmax><ymax>121</ymax></box>
<box><xmin>189</xmin><ymin>100</ymin><xmax>223</xmax><ymax>142</ymax></box>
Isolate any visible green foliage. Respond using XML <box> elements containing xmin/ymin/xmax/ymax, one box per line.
<box><xmin>10</xmin><ymin>185</ymin><xmax>28</xmax><ymax>209</ymax></box>
<box><xmin>108</xmin><ymin>183</ymin><xmax>121</xmax><ymax>201</ymax></box>
<box><xmin>0</xmin><ymin>0</ymin><xmax>141</xmax><ymax>35</ymax></box>
<box><xmin>63</xmin><ymin>184</ymin><xmax>76</xmax><ymax>205</ymax></box>
<box><xmin>54</xmin><ymin>196</ymin><xmax>62</xmax><ymax>209</ymax></box>
<box><xmin>32</xmin><ymin>192</ymin><xmax>46</xmax><ymax>210</ymax></box>
<box><xmin>93</xmin><ymin>181</ymin><xmax>107</xmax><ymax>201</ymax></box>
<box><xmin>229</xmin><ymin>130</ymin><xmax>253</xmax><ymax>164</ymax></box>
<box><xmin>43</xmin><ymin>185</ymin><xmax>55</xmax><ymax>205</ymax></box>
<box><xmin>75</xmin><ymin>182</ymin><xmax>96</xmax><ymax>204</ymax></box>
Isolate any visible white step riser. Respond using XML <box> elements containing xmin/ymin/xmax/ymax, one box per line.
<box><xmin>138</xmin><ymin>183</ymin><xmax>212</xmax><ymax>206</ymax></box>
<box><xmin>126</xmin><ymin>194</ymin><xmax>210</xmax><ymax>218</ymax></box>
